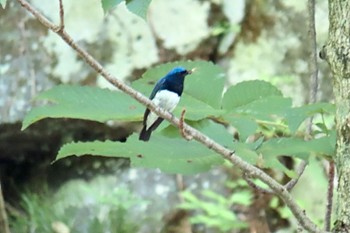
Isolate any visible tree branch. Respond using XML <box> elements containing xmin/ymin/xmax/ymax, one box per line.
<box><xmin>325</xmin><ymin>160</ymin><xmax>335</xmax><ymax>231</ymax></box>
<box><xmin>16</xmin><ymin>1</ymin><xmax>328</xmax><ymax>232</ymax></box>
<box><xmin>57</xmin><ymin>0</ymin><xmax>64</xmax><ymax>31</ymax></box>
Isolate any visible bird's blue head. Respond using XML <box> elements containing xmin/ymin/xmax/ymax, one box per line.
<box><xmin>166</xmin><ymin>66</ymin><xmax>192</xmax><ymax>79</ymax></box>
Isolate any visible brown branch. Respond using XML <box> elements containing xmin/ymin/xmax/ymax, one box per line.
<box><xmin>0</xmin><ymin>183</ymin><xmax>10</xmax><ymax>233</ymax></box>
<box><xmin>179</xmin><ymin>109</ymin><xmax>192</xmax><ymax>140</ymax></box>
<box><xmin>16</xmin><ymin>1</ymin><xmax>328</xmax><ymax>232</ymax></box>
<box><xmin>325</xmin><ymin>160</ymin><xmax>335</xmax><ymax>231</ymax></box>
<box><xmin>58</xmin><ymin>0</ymin><xmax>64</xmax><ymax>31</ymax></box>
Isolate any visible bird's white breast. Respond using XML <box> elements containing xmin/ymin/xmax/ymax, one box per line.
<box><xmin>146</xmin><ymin>90</ymin><xmax>180</xmax><ymax>130</ymax></box>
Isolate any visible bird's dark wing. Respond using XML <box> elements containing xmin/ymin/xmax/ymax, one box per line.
<box><xmin>149</xmin><ymin>77</ymin><xmax>166</xmax><ymax>99</ymax></box>
<box><xmin>139</xmin><ymin>77</ymin><xmax>167</xmax><ymax>141</ymax></box>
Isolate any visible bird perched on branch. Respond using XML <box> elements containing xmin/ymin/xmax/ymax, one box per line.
<box><xmin>139</xmin><ymin>67</ymin><xmax>193</xmax><ymax>141</ymax></box>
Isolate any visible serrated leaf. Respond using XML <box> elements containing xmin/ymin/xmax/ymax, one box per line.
<box><xmin>57</xmin><ymin>134</ymin><xmax>224</xmax><ymax>175</ymax></box>
<box><xmin>101</xmin><ymin>0</ymin><xmax>123</xmax><ymax>13</ymax></box>
<box><xmin>285</xmin><ymin>102</ymin><xmax>335</xmax><ymax>133</ymax></box>
<box><xmin>126</xmin><ymin>0</ymin><xmax>152</xmax><ymax>20</ymax></box>
<box><xmin>22</xmin><ymin>85</ymin><xmax>143</xmax><ymax>130</ymax></box>
<box><xmin>222</xmin><ymin>80</ymin><xmax>282</xmax><ymax>110</ymax></box>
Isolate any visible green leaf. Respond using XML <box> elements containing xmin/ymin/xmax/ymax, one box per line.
<box><xmin>222</xmin><ymin>114</ymin><xmax>258</xmax><ymax>141</ymax></box>
<box><xmin>232</xmin><ymin>133</ymin><xmax>335</xmax><ymax>177</ymax></box>
<box><xmin>285</xmin><ymin>102</ymin><xmax>335</xmax><ymax>133</ymax></box>
<box><xmin>101</xmin><ymin>0</ymin><xmax>123</xmax><ymax>13</ymax></box>
<box><xmin>174</xmin><ymin>93</ymin><xmax>224</xmax><ymax>121</ymax></box>
<box><xmin>232</xmin><ymin>141</ymin><xmax>259</xmax><ymax>165</ymax></box>
<box><xmin>315</xmin><ymin>122</ymin><xmax>329</xmax><ymax>134</ymax></box>
<box><xmin>222</xmin><ymin>80</ymin><xmax>282</xmax><ymax>110</ymax></box>
<box><xmin>134</xmin><ymin>60</ymin><xmax>225</xmax><ymax>109</ymax></box>
<box><xmin>256</xmin><ymin>134</ymin><xmax>335</xmax><ymax>176</ymax></box>
<box><xmin>56</xmin><ymin>134</ymin><xmax>224</xmax><ymax>175</ymax></box>
<box><xmin>22</xmin><ymin>85</ymin><xmax>143</xmax><ymax>130</ymax></box>
<box><xmin>101</xmin><ymin>0</ymin><xmax>151</xmax><ymax>19</ymax></box>
<box><xmin>126</xmin><ymin>0</ymin><xmax>152</xmax><ymax>20</ymax></box>
<box><xmin>160</xmin><ymin>119</ymin><xmax>233</xmax><ymax>147</ymax></box>
<box><xmin>235</xmin><ymin>96</ymin><xmax>292</xmax><ymax>121</ymax></box>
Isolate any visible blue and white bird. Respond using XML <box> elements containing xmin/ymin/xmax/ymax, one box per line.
<box><xmin>139</xmin><ymin>67</ymin><xmax>193</xmax><ymax>141</ymax></box>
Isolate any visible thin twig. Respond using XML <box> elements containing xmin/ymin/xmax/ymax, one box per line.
<box><xmin>242</xmin><ymin>173</ymin><xmax>271</xmax><ymax>194</ymax></box>
<box><xmin>16</xmin><ymin>1</ymin><xmax>328</xmax><ymax>232</ymax></box>
<box><xmin>284</xmin><ymin>161</ymin><xmax>308</xmax><ymax>191</ymax></box>
<box><xmin>0</xmin><ymin>183</ymin><xmax>10</xmax><ymax>233</ymax></box>
<box><xmin>325</xmin><ymin>160</ymin><xmax>334</xmax><ymax>231</ymax></box>
<box><xmin>283</xmin><ymin>0</ymin><xmax>320</xmax><ymax>192</ymax></box>
<box><xmin>58</xmin><ymin>0</ymin><xmax>64</xmax><ymax>31</ymax></box>
<box><xmin>179</xmin><ymin>109</ymin><xmax>192</xmax><ymax>140</ymax></box>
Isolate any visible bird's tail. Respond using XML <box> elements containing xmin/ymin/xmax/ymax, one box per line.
<box><xmin>139</xmin><ymin>118</ymin><xmax>164</xmax><ymax>141</ymax></box>
<box><xmin>139</xmin><ymin>126</ymin><xmax>151</xmax><ymax>141</ymax></box>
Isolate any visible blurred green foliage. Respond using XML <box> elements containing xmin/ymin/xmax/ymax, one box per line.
<box><xmin>10</xmin><ymin>183</ymin><xmax>145</xmax><ymax>233</ymax></box>
<box><xmin>178</xmin><ymin>180</ymin><xmax>251</xmax><ymax>232</ymax></box>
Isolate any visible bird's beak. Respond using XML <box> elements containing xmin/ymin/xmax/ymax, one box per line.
<box><xmin>188</xmin><ymin>67</ymin><xmax>196</xmax><ymax>75</ymax></box>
